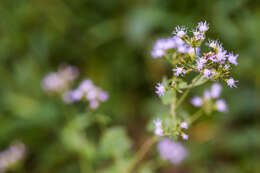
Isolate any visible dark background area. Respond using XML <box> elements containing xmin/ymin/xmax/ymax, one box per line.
<box><xmin>0</xmin><ymin>0</ymin><xmax>259</xmax><ymax>172</ymax></box>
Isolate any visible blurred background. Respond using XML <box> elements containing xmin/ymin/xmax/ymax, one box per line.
<box><xmin>0</xmin><ymin>0</ymin><xmax>260</xmax><ymax>172</ymax></box>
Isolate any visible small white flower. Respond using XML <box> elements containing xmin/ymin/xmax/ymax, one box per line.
<box><xmin>197</xmin><ymin>21</ymin><xmax>209</xmax><ymax>32</ymax></box>
<box><xmin>155</xmin><ymin>83</ymin><xmax>166</xmax><ymax>97</ymax></box>
<box><xmin>227</xmin><ymin>78</ymin><xmax>238</xmax><ymax>88</ymax></box>
<box><xmin>173</xmin><ymin>26</ymin><xmax>186</xmax><ymax>38</ymax></box>
<box><xmin>228</xmin><ymin>53</ymin><xmax>238</xmax><ymax>66</ymax></box>
<box><xmin>182</xmin><ymin>133</ymin><xmax>189</xmax><ymax>140</ymax></box>
<box><xmin>211</xmin><ymin>83</ymin><xmax>222</xmax><ymax>98</ymax></box>
<box><xmin>180</xmin><ymin>122</ymin><xmax>188</xmax><ymax>129</ymax></box>
<box><xmin>216</xmin><ymin>99</ymin><xmax>227</xmax><ymax>112</ymax></box>
<box><xmin>172</xmin><ymin>66</ymin><xmax>186</xmax><ymax>76</ymax></box>
<box><xmin>190</xmin><ymin>96</ymin><xmax>203</xmax><ymax>107</ymax></box>
<box><xmin>153</xmin><ymin>118</ymin><xmax>164</xmax><ymax>136</ymax></box>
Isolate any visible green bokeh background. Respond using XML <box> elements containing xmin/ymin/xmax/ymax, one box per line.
<box><xmin>0</xmin><ymin>0</ymin><xmax>259</xmax><ymax>172</ymax></box>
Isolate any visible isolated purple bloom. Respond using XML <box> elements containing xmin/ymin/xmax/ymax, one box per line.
<box><xmin>227</xmin><ymin>78</ymin><xmax>238</xmax><ymax>88</ymax></box>
<box><xmin>211</xmin><ymin>83</ymin><xmax>222</xmax><ymax>98</ymax></box>
<box><xmin>190</xmin><ymin>96</ymin><xmax>203</xmax><ymax>107</ymax></box>
<box><xmin>180</xmin><ymin>122</ymin><xmax>188</xmax><ymax>129</ymax></box>
<box><xmin>173</xmin><ymin>66</ymin><xmax>186</xmax><ymax>76</ymax></box>
<box><xmin>173</xmin><ymin>26</ymin><xmax>186</xmax><ymax>37</ymax></box>
<box><xmin>182</xmin><ymin>133</ymin><xmax>189</xmax><ymax>140</ymax></box>
<box><xmin>153</xmin><ymin>118</ymin><xmax>163</xmax><ymax>136</ymax></box>
<box><xmin>157</xmin><ymin>138</ymin><xmax>188</xmax><ymax>164</ymax></box>
<box><xmin>197</xmin><ymin>21</ymin><xmax>209</xmax><ymax>32</ymax></box>
<box><xmin>203</xmin><ymin>69</ymin><xmax>214</xmax><ymax>78</ymax></box>
<box><xmin>228</xmin><ymin>53</ymin><xmax>238</xmax><ymax>66</ymax></box>
<box><xmin>155</xmin><ymin>83</ymin><xmax>165</xmax><ymax>97</ymax></box>
<box><xmin>216</xmin><ymin>99</ymin><xmax>227</xmax><ymax>112</ymax></box>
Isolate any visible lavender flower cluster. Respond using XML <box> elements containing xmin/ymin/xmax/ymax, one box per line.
<box><xmin>42</xmin><ymin>65</ymin><xmax>79</xmax><ymax>93</ymax></box>
<box><xmin>191</xmin><ymin>83</ymin><xmax>227</xmax><ymax>112</ymax></box>
<box><xmin>42</xmin><ymin>65</ymin><xmax>109</xmax><ymax>110</ymax></box>
<box><xmin>152</xmin><ymin>21</ymin><xmax>238</xmax><ymax>98</ymax></box>
<box><xmin>0</xmin><ymin>142</ymin><xmax>26</xmax><ymax>172</ymax></box>
<box><xmin>63</xmin><ymin>79</ymin><xmax>109</xmax><ymax>109</ymax></box>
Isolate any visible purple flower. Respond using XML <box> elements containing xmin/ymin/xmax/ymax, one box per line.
<box><xmin>224</xmin><ymin>64</ymin><xmax>230</xmax><ymax>70</ymax></box>
<box><xmin>211</xmin><ymin>83</ymin><xmax>222</xmax><ymax>98</ymax></box>
<box><xmin>155</xmin><ymin>83</ymin><xmax>166</xmax><ymax>97</ymax></box>
<box><xmin>98</xmin><ymin>91</ymin><xmax>109</xmax><ymax>102</ymax></box>
<box><xmin>180</xmin><ymin>122</ymin><xmax>188</xmax><ymax>129</ymax></box>
<box><xmin>228</xmin><ymin>53</ymin><xmax>238</xmax><ymax>66</ymax></box>
<box><xmin>42</xmin><ymin>73</ymin><xmax>66</xmax><ymax>92</ymax></box>
<box><xmin>190</xmin><ymin>96</ymin><xmax>203</xmax><ymax>107</ymax></box>
<box><xmin>71</xmin><ymin>89</ymin><xmax>84</xmax><ymax>101</ymax></box>
<box><xmin>89</xmin><ymin>100</ymin><xmax>99</xmax><ymax>109</ymax></box>
<box><xmin>216</xmin><ymin>50</ymin><xmax>227</xmax><ymax>63</ymax></box>
<box><xmin>197</xmin><ymin>21</ymin><xmax>209</xmax><ymax>32</ymax></box>
<box><xmin>79</xmin><ymin>80</ymin><xmax>94</xmax><ymax>92</ymax></box>
<box><xmin>203</xmin><ymin>90</ymin><xmax>211</xmax><ymax>101</ymax></box>
<box><xmin>196</xmin><ymin>58</ymin><xmax>207</xmax><ymax>71</ymax></box>
<box><xmin>173</xmin><ymin>66</ymin><xmax>186</xmax><ymax>76</ymax></box>
<box><xmin>153</xmin><ymin>118</ymin><xmax>164</xmax><ymax>136</ymax></box>
<box><xmin>151</xmin><ymin>38</ymin><xmax>176</xmax><ymax>58</ymax></box>
<box><xmin>182</xmin><ymin>133</ymin><xmax>189</xmax><ymax>140</ymax></box>
<box><xmin>216</xmin><ymin>99</ymin><xmax>227</xmax><ymax>112</ymax></box>
<box><xmin>203</xmin><ymin>69</ymin><xmax>214</xmax><ymax>78</ymax></box>
<box><xmin>193</xmin><ymin>30</ymin><xmax>205</xmax><ymax>40</ymax></box>
<box><xmin>173</xmin><ymin>26</ymin><xmax>186</xmax><ymax>38</ymax></box>
<box><xmin>227</xmin><ymin>78</ymin><xmax>238</xmax><ymax>88</ymax></box>
<box><xmin>157</xmin><ymin>138</ymin><xmax>188</xmax><ymax>164</ymax></box>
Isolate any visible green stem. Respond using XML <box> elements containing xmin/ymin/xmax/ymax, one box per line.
<box><xmin>175</xmin><ymin>75</ymin><xmax>202</xmax><ymax>110</ymax></box>
<box><xmin>125</xmin><ymin>136</ymin><xmax>159</xmax><ymax>173</ymax></box>
<box><xmin>187</xmin><ymin>109</ymin><xmax>203</xmax><ymax>125</ymax></box>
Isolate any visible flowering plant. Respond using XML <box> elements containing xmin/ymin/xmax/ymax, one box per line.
<box><xmin>149</xmin><ymin>21</ymin><xmax>239</xmax><ymax>164</ymax></box>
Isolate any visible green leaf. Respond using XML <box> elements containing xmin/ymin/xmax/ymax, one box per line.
<box><xmin>99</xmin><ymin>127</ymin><xmax>131</xmax><ymax>158</ymax></box>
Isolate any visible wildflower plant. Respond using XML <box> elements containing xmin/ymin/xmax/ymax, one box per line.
<box><xmin>150</xmin><ymin>21</ymin><xmax>239</xmax><ymax>164</ymax></box>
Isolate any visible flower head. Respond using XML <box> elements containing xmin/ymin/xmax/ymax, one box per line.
<box><xmin>197</xmin><ymin>21</ymin><xmax>209</xmax><ymax>32</ymax></box>
<box><xmin>180</xmin><ymin>122</ymin><xmax>188</xmax><ymax>129</ymax></box>
<box><xmin>155</xmin><ymin>83</ymin><xmax>166</xmax><ymax>97</ymax></box>
<box><xmin>228</xmin><ymin>53</ymin><xmax>238</xmax><ymax>66</ymax></box>
<box><xmin>182</xmin><ymin>133</ymin><xmax>189</xmax><ymax>140</ymax></box>
<box><xmin>173</xmin><ymin>26</ymin><xmax>186</xmax><ymax>38</ymax></box>
<box><xmin>203</xmin><ymin>69</ymin><xmax>214</xmax><ymax>78</ymax></box>
<box><xmin>196</xmin><ymin>58</ymin><xmax>207</xmax><ymax>71</ymax></box>
<box><xmin>216</xmin><ymin>99</ymin><xmax>227</xmax><ymax>112</ymax></box>
<box><xmin>153</xmin><ymin>118</ymin><xmax>163</xmax><ymax>136</ymax></box>
<box><xmin>211</xmin><ymin>83</ymin><xmax>222</xmax><ymax>98</ymax></box>
<box><xmin>157</xmin><ymin>138</ymin><xmax>188</xmax><ymax>164</ymax></box>
<box><xmin>227</xmin><ymin>78</ymin><xmax>238</xmax><ymax>88</ymax></box>
<box><xmin>190</xmin><ymin>96</ymin><xmax>203</xmax><ymax>107</ymax></box>
<box><xmin>173</xmin><ymin>66</ymin><xmax>186</xmax><ymax>76</ymax></box>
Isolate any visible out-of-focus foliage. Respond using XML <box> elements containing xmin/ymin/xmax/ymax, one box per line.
<box><xmin>0</xmin><ymin>0</ymin><xmax>259</xmax><ymax>172</ymax></box>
